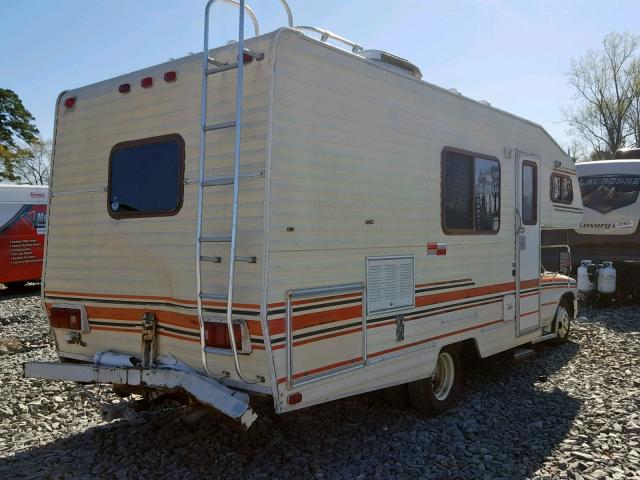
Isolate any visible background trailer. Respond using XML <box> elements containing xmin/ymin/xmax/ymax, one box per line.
<box><xmin>0</xmin><ymin>184</ymin><xmax>48</xmax><ymax>288</ymax></box>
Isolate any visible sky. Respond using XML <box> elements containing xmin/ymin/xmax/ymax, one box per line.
<box><xmin>2</xmin><ymin>0</ymin><xmax>639</xmax><ymax>148</ymax></box>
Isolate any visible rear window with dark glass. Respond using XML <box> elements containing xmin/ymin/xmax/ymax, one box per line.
<box><xmin>108</xmin><ymin>134</ymin><xmax>184</xmax><ymax>218</ymax></box>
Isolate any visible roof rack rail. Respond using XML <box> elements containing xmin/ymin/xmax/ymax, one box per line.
<box><xmin>215</xmin><ymin>1</ymin><xmax>363</xmax><ymax>54</ymax></box>
<box><xmin>293</xmin><ymin>26</ymin><xmax>363</xmax><ymax>53</ymax></box>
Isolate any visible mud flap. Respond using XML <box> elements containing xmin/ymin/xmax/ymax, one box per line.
<box><xmin>23</xmin><ymin>362</ymin><xmax>258</xmax><ymax>429</ymax></box>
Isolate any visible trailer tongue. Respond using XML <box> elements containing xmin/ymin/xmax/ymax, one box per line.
<box><xmin>23</xmin><ymin>359</ymin><xmax>258</xmax><ymax>430</ymax></box>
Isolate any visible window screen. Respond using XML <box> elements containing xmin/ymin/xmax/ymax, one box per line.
<box><xmin>550</xmin><ymin>173</ymin><xmax>573</xmax><ymax>204</ymax></box>
<box><xmin>442</xmin><ymin>149</ymin><xmax>500</xmax><ymax>234</ymax></box>
<box><xmin>108</xmin><ymin>134</ymin><xmax>184</xmax><ymax>218</ymax></box>
<box><xmin>522</xmin><ymin>162</ymin><xmax>537</xmax><ymax>225</ymax></box>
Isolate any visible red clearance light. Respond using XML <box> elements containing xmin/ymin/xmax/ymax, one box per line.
<box><xmin>49</xmin><ymin>307</ymin><xmax>82</xmax><ymax>330</ymax></box>
<box><xmin>164</xmin><ymin>71</ymin><xmax>177</xmax><ymax>82</ymax></box>
<box><xmin>119</xmin><ymin>83</ymin><xmax>131</xmax><ymax>93</ymax></box>
<box><xmin>204</xmin><ymin>322</ymin><xmax>242</xmax><ymax>350</ymax></box>
<box><xmin>242</xmin><ymin>52</ymin><xmax>254</xmax><ymax>64</ymax></box>
<box><xmin>64</xmin><ymin>97</ymin><xmax>76</xmax><ymax>108</ymax></box>
<box><xmin>141</xmin><ymin>77</ymin><xmax>153</xmax><ymax>88</ymax></box>
<box><xmin>287</xmin><ymin>392</ymin><xmax>303</xmax><ymax>405</ymax></box>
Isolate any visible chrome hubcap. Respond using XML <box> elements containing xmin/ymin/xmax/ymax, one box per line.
<box><xmin>556</xmin><ymin>306</ymin><xmax>569</xmax><ymax>338</ymax></box>
<box><xmin>432</xmin><ymin>352</ymin><xmax>455</xmax><ymax>401</ymax></box>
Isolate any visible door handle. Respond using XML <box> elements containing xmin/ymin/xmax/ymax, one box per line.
<box><xmin>515</xmin><ymin>208</ymin><xmax>525</xmax><ymax>234</ymax></box>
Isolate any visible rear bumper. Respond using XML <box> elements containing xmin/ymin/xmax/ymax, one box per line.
<box><xmin>23</xmin><ymin>361</ymin><xmax>257</xmax><ymax>430</ymax></box>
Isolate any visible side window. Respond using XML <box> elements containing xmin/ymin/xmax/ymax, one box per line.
<box><xmin>551</xmin><ymin>173</ymin><xmax>573</xmax><ymax>204</ymax></box>
<box><xmin>442</xmin><ymin>149</ymin><xmax>500</xmax><ymax>234</ymax></box>
<box><xmin>522</xmin><ymin>162</ymin><xmax>537</xmax><ymax>225</ymax></box>
<box><xmin>108</xmin><ymin>134</ymin><xmax>185</xmax><ymax>219</ymax></box>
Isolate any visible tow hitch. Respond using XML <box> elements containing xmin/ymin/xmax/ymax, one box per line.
<box><xmin>23</xmin><ymin>361</ymin><xmax>258</xmax><ymax>429</ymax></box>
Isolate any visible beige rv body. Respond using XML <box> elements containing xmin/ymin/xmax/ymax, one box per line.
<box><xmin>42</xmin><ymin>29</ymin><xmax>580</xmax><ymax>415</ymax></box>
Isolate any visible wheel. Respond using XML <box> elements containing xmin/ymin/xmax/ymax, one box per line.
<box><xmin>552</xmin><ymin>298</ymin><xmax>571</xmax><ymax>345</ymax></box>
<box><xmin>408</xmin><ymin>347</ymin><xmax>462</xmax><ymax>415</ymax></box>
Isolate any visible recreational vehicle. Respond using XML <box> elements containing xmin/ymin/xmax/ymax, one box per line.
<box><xmin>25</xmin><ymin>1</ymin><xmax>581</xmax><ymax>429</ymax></box>
<box><xmin>0</xmin><ymin>184</ymin><xmax>48</xmax><ymax>288</ymax></box>
<box><xmin>543</xmin><ymin>151</ymin><xmax>640</xmax><ymax>299</ymax></box>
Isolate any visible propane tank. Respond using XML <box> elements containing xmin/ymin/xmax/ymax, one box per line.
<box><xmin>577</xmin><ymin>260</ymin><xmax>593</xmax><ymax>292</ymax></box>
<box><xmin>597</xmin><ymin>261</ymin><xmax>616</xmax><ymax>294</ymax></box>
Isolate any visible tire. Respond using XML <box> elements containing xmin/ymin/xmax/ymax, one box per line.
<box><xmin>3</xmin><ymin>281</ymin><xmax>27</xmax><ymax>290</ymax></box>
<box><xmin>408</xmin><ymin>346</ymin><xmax>462</xmax><ymax>415</ymax></box>
<box><xmin>552</xmin><ymin>298</ymin><xmax>571</xmax><ymax>345</ymax></box>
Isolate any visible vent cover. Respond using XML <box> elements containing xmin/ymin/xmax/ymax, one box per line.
<box><xmin>358</xmin><ymin>50</ymin><xmax>422</xmax><ymax>80</ymax></box>
<box><xmin>366</xmin><ymin>256</ymin><xmax>415</xmax><ymax>315</ymax></box>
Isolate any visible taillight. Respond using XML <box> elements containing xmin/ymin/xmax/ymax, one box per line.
<box><xmin>49</xmin><ymin>307</ymin><xmax>83</xmax><ymax>330</ymax></box>
<box><xmin>287</xmin><ymin>392</ymin><xmax>303</xmax><ymax>405</ymax></box>
<box><xmin>141</xmin><ymin>77</ymin><xmax>153</xmax><ymax>88</ymax></box>
<box><xmin>204</xmin><ymin>322</ymin><xmax>242</xmax><ymax>350</ymax></box>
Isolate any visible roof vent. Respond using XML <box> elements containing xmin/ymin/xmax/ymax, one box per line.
<box><xmin>479</xmin><ymin>100</ymin><xmax>491</xmax><ymax>106</ymax></box>
<box><xmin>358</xmin><ymin>50</ymin><xmax>422</xmax><ymax>79</ymax></box>
<box><xmin>614</xmin><ymin>147</ymin><xmax>640</xmax><ymax>160</ymax></box>
<box><xmin>449</xmin><ymin>88</ymin><xmax>462</xmax><ymax>95</ymax></box>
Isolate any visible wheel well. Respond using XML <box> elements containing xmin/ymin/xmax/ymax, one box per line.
<box><xmin>449</xmin><ymin>338</ymin><xmax>481</xmax><ymax>363</ymax></box>
<box><xmin>559</xmin><ymin>292</ymin><xmax>575</xmax><ymax>318</ymax></box>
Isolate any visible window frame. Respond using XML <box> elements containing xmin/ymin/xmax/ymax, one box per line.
<box><xmin>550</xmin><ymin>172</ymin><xmax>573</xmax><ymax>205</ymax></box>
<box><xmin>440</xmin><ymin>146</ymin><xmax>501</xmax><ymax>236</ymax></box>
<box><xmin>521</xmin><ymin>160</ymin><xmax>538</xmax><ymax>225</ymax></box>
<box><xmin>107</xmin><ymin>133</ymin><xmax>185</xmax><ymax>220</ymax></box>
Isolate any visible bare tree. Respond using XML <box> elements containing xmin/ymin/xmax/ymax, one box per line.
<box><xmin>627</xmin><ymin>67</ymin><xmax>640</xmax><ymax>147</ymax></box>
<box><xmin>565</xmin><ymin>138</ymin><xmax>590</xmax><ymax>163</ymax></box>
<box><xmin>564</xmin><ymin>32</ymin><xmax>640</xmax><ymax>158</ymax></box>
<box><xmin>12</xmin><ymin>137</ymin><xmax>51</xmax><ymax>185</ymax></box>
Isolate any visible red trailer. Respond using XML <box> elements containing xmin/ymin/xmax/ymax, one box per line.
<box><xmin>0</xmin><ymin>184</ymin><xmax>48</xmax><ymax>288</ymax></box>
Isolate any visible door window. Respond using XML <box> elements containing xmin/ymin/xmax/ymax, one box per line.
<box><xmin>522</xmin><ymin>162</ymin><xmax>537</xmax><ymax>225</ymax></box>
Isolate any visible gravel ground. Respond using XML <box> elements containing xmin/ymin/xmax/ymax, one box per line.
<box><xmin>0</xmin><ymin>290</ymin><xmax>638</xmax><ymax>479</ymax></box>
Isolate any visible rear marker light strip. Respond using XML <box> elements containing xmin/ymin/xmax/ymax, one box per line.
<box><xmin>141</xmin><ymin>77</ymin><xmax>153</xmax><ymax>88</ymax></box>
<box><xmin>119</xmin><ymin>83</ymin><xmax>131</xmax><ymax>93</ymax></box>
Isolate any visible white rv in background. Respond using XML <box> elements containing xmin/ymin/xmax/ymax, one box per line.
<box><xmin>569</xmin><ymin>152</ymin><xmax>640</xmax><ymax>298</ymax></box>
<box><xmin>25</xmin><ymin>1</ymin><xmax>581</xmax><ymax>429</ymax></box>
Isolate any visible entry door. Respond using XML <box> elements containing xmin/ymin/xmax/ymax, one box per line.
<box><xmin>516</xmin><ymin>152</ymin><xmax>541</xmax><ymax>335</ymax></box>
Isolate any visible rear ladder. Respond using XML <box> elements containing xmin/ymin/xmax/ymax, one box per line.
<box><xmin>195</xmin><ymin>0</ymin><xmax>264</xmax><ymax>383</ymax></box>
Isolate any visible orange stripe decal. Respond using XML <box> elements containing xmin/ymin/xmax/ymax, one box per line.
<box><xmin>44</xmin><ymin>290</ymin><xmax>260</xmax><ymax>310</ymax></box>
<box><xmin>370</xmin><ymin>319</ymin><xmax>503</xmax><ymax>359</ymax></box>
<box><xmin>158</xmin><ymin>330</ymin><xmax>200</xmax><ymax>344</ymax></box>
<box><xmin>268</xmin><ymin>304</ymin><xmax>362</xmax><ymax>336</ymax></box>
<box><xmin>278</xmin><ymin>356</ymin><xmax>363</xmax><ymax>384</ymax></box>
<box><xmin>45</xmin><ymin>302</ymin><xmax>263</xmax><ymax>337</ymax></box>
